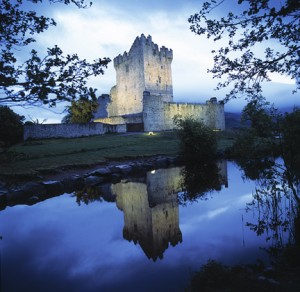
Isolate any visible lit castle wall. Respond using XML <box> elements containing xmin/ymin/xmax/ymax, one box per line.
<box><xmin>23</xmin><ymin>34</ymin><xmax>226</xmax><ymax>141</ymax></box>
<box><xmin>114</xmin><ymin>168</ymin><xmax>183</xmax><ymax>261</ymax></box>
<box><xmin>94</xmin><ymin>34</ymin><xmax>225</xmax><ymax>132</ymax></box>
<box><xmin>109</xmin><ymin>34</ymin><xmax>173</xmax><ymax>116</ymax></box>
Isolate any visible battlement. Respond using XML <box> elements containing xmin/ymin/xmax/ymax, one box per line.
<box><xmin>113</xmin><ymin>34</ymin><xmax>173</xmax><ymax>67</ymax></box>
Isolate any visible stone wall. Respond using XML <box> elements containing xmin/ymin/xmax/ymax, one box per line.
<box><xmin>114</xmin><ymin>167</ymin><xmax>182</xmax><ymax>260</ymax></box>
<box><xmin>143</xmin><ymin>92</ymin><xmax>225</xmax><ymax>132</ymax></box>
<box><xmin>24</xmin><ymin>122</ymin><xmax>126</xmax><ymax>140</ymax></box>
<box><xmin>106</xmin><ymin>34</ymin><xmax>173</xmax><ymax>117</ymax></box>
<box><xmin>93</xmin><ymin>114</ymin><xmax>143</xmax><ymax>125</ymax></box>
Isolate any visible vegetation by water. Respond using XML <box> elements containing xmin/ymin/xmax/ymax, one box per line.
<box><xmin>0</xmin><ymin>123</ymin><xmax>236</xmax><ymax>177</ymax></box>
<box><xmin>0</xmin><ymin>132</ymin><xmax>179</xmax><ymax>176</ymax></box>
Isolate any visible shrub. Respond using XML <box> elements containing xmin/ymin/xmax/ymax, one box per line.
<box><xmin>0</xmin><ymin>106</ymin><xmax>25</xmax><ymax>147</ymax></box>
<box><xmin>174</xmin><ymin>116</ymin><xmax>217</xmax><ymax>162</ymax></box>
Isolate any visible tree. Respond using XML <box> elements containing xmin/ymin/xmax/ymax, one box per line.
<box><xmin>62</xmin><ymin>88</ymin><xmax>99</xmax><ymax>123</ymax></box>
<box><xmin>174</xmin><ymin>116</ymin><xmax>217</xmax><ymax>162</ymax></box>
<box><xmin>0</xmin><ymin>106</ymin><xmax>25</xmax><ymax>146</ymax></box>
<box><xmin>189</xmin><ymin>0</ymin><xmax>299</xmax><ymax>101</ymax></box>
<box><xmin>0</xmin><ymin>0</ymin><xmax>110</xmax><ymax>107</ymax></box>
<box><xmin>281</xmin><ymin>108</ymin><xmax>300</xmax><ymax>179</ymax></box>
<box><xmin>178</xmin><ymin>161</ymin><xmax>222</xmax><ymax>204</ymax></box>
<box><xmin>241</xmin><ymin>95</ymin><xmax>277</xmax><ymax>137</ymax></box>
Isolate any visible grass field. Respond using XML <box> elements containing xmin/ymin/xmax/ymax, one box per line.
<box><xmin>0</xmin><ymin>131</ymin><xmax>235</xmax><ymax>177</ymax></box>
<box><xmin>0</xmin><ymin>132</ymin><xmax>180</xmax><ymax>176</ymax></box>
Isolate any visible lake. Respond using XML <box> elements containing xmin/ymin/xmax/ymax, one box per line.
<box><xmin>0</xmin><ymin>161</ymin><xmax>274</xmax><ymax>292</ymax></box>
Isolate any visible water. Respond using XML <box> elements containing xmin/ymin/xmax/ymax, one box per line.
<box><xmin>0</xmin><ymin>161</ymin><xmax>272</xmax><ymax>292</ymax></box>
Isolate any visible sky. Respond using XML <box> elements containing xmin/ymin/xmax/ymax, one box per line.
<box><xmin>12</xmin><ymin>0</ymin><xmax>299</xmax><ymax>123</ymax></box>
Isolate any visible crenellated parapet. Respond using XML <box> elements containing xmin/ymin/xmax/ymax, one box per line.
<box><xmin>96</xmin><ymin>34</ymin><xmax>224</xmax><ymax>131</ymax></box>
<box><xmin>113</xmin><ymin>34</ymin><xmax>173</xmax><ymax>68</ymax></box>
<box><xmin>143</xmin><ymin>92</ymin><xmax>225</xmax><ymax>132</ymax></box>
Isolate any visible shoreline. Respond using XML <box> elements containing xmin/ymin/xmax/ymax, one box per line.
<box><xmin>0</xmin><ymin>155</ymin><xmax>182</xmax><ymax>211</ymax></box>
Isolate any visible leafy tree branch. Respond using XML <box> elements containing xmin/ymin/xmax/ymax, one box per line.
<box><xmin>0</xmin><ymin>0</ymin><xmax>110</xmax><ymax>107</ymax></box>
<box><xmin>189</xmin><ymin>0</ymin><xmax>300</xmax><ymax>101</ymax></box>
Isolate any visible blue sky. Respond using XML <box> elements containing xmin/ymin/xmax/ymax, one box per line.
<box><xmin>12</xmin><ymin>0</ymin><xmax>299</xmax><ymax>122</ymax></box>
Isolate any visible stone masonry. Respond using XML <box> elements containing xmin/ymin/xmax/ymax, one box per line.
<box><xmin>94</xmin><ymin>34</ymin><xmax>225</xmax><ymax>132</ymax></box>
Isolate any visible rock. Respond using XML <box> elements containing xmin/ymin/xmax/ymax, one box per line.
<box><xmin>63</xmin><ymin>175</ymin><xmax>85</xmax><ymax>193</ymax></box>
<box><xmin>7</xmin><ymin>182</ymin><xmax>47</xmax><ymax>205</ymax></box>
<box><xmin>167</xmin><ymin>156</ymin><xmax>179</xmax><ymax>165</ymax></box>
<box><xmin>130</xmin><ymin>163</ymin><xmax>145</xmax><ymax>174</ymax></box>
<box><xmin>87</xmin><ymin>167</ymin><xmax>111</xmax><ymax>177</ymax></box>
<box><xmin>27</xmin><ymin>196</ymin><xmax>40</xmax><ymax>205</ymax></box>
<box><xmin>84</xmin><ymin>176</ymin><xmax>105</xmax><ymax>186</ymax></box>
<box><xmin>115</xmin><ymin>164</ymin><xmax>132</xmax><ymax>174</ymax></box>
<box><xmin>143</xmin><ymin>163</ymin><xmax>155</xmax><ymax>171</ymax></box>
<box><xmin>42</xmin><ymin>180</ymin><xmax>64</xmax><ymax>196</ymax></box>
<box><xmin>155</xmin><ymin>157</ymin><xmax>169</xmax><ymax>168</ymax></box>
<box><xmin>22</xmin><ymin>182</ymin><xmax>47</xmax><ymax>196</ymax></box>
<box><xmin>111</xmin><ymin>173</ymin><xmax>121</xmax><ymax>183</ymax></box>
<box><xmin>0</xmin><ymin>193</ymin><xmax>7</xmax><ymax>210</ymax></box>
<box><xmin>108</xmin><ymin>165</ymin><xmax>121</xmax><ymax>174</ymax></box>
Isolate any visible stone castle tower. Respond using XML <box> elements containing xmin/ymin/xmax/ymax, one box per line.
<box><xmin>107</xmin><ymin>34</ymin><xmax>173</xmax><ymax>117</ymax></box>
<box><xmin>94</xmin><ymin>34</ymin><xmax>225</xmax><ymax>132</ymax></box>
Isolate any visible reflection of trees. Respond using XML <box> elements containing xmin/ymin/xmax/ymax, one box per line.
<box><xmin>73</xmin><ymin>188</ymin><xmax>103</xmax><ymax>205</ymax></box>
<box><xmin>237</xmin><ymin>158</ymin><xmax>300</xmax><ymax>249</ymax></box>
<box><xmin>235</xmin><ymin>108</ymin><xmax>300</xmax><ymax>251</ymax></box>
<box><xmin>178</xmin><ymin>160</ymin><xmax>227</xmax><ymax>205</ymax></box>
<box><xmin>235</xmin><ymin>156</ymin><xmax>275</xmax><ymax>181</ymax></box>
<box><xmin>73</xmin><ymin>184</ymin><xmax>115</xmax><ymax>205</ymax></box>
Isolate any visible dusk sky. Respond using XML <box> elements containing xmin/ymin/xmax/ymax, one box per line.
<box><xmin>13</xmin><ymin>0</ymin><xmax>299</xmax><ymax>123</ymax></box>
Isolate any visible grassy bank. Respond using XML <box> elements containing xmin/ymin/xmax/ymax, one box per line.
<box><xmin>0</xmin><ymin>132</ymin><xmax>179</xmax><ymax>176</ymax></box>
<box><xmin>0</xmin><ymin>131</ymin><xmax>235</xmax><ymax>177</ymax></box>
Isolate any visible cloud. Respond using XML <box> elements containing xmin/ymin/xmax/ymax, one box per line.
<box><xmin>13</xmin><ymin>0</ymin><xmax>299</xmax><ymax>122</ymax></box>
<box><xmin>35</xmin><ymin>2</ymin><xmax>219</xmax><ymax>100</ymax></box>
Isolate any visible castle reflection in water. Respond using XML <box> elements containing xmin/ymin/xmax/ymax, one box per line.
<box><xmin>111</xmin><ymin>161</ymin><xmax>228</xmax><ymax>261</ymax></box>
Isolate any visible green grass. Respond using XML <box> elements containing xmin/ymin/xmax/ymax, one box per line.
<box><xmin>0</xmin><ymin>131</ymin><xmax>236</xmax><ymax>176</ymax></box>
<box><xmin>0</xmin><ymin>132</ymin><xmax>180</xmax><ymax>176</ymax></box>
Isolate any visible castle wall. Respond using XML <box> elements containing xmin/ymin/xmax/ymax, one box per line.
<box><xmin>114</xmin><ymin>167</ymin><xmax>182</xmax><ymax>260</ymax></box>
<box><xmin>143</xmin><ymin>93</ymin><xmax>225</xmax><ymax>132</ymax></box>
<box><xmin>107</xmin><ymin>34</ymin><xmax>173</xmax><ymax>117</ymax></box>
<box><xmin>93</xmin><ymin>116</ymin><xmax>126</xmax><ymax>125</ymax></box>
<box><xmin>23</xmin><ymin>122</ymin><xmax>126</xmax><ymax>140</ymax></box>
<box><xmin>142</xmin><ymin>36</ymin><xmax>173</xmax><ymax>102</ymax></box>
<box><xmin>94</xmin><ymin>34</ymin><xmax>225</xmax><ymax>134</ymax></box>
<box><xmin>112</xmin><ymin>46</ymin><xmax>145</xmax><ymax>115</ymax></box>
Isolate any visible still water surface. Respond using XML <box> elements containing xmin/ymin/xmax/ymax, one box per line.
<box><xmin>0</xmin><ymin>161</ymin><xmax>271</xmax><ymax>292</ymax></box>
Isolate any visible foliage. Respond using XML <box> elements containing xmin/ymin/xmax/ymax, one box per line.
<box><xmin>189</xmin><ymin>0</ymin><xmax>299</xmax><ymax>101</ymax></box>
<box><xmin>74</xmin><ymin>188</ymin><xmax>104</xmax><ymax>206</ymax></box>
<box><xmin>178</xmin><ymin>161</ymin><xmax>223</xmax><ymax>204</ymax></box>
<box><xmin>0</xmin><ymin>0</ymin><xmax>110</xmax><ymax>107</ymax></box>
<box><xmin>188</xmin><ymin>260</ymin><xmax>279</xmax><ymax>292</ymax></box>
<box><xmin>0</xmin><ymin>105</ymin><xmax>25</xmax><ymax>147</ymax></box>
<box><xmin>241</xmin><ymin>96</ymin><xmax>278</xmax><ymax>137</ymax></box>
<box><xmin>174</xmin><ymin>116</ymin><xmax>217</xmax><ymax>162</ymax></box>
<box><xmin>233</xmin><ymin>109</ymin><xmax>300</xmax><ymax>248</ymax></box>
<box><xmin>245</xmin><ymin>160</ymin><xmax>299</xmax><ymax>245</ymax></box>
<box><xmin>62</xmin><ymin>89</ymin><xmax>99</xmax><ymax>123</ymax></box>
<box><xmin>29</xmin><ymin>0</ymin><xmax>93</xmax><ymax>8</ymax></box>
<box><xmin>230</xmin><ymin>98</ymin><xmax>279</xmax><ymax>161</ymax></box>
<box><xmin>280</xmin><ymin>108</ymin><xmax>300</xmax><ymax>179</ymax></box>
<box><xmin>174</xmin><ymin>116</ymin><xmax>223</xmax><ymax>203</ymax></box>
<box><xmin>0</xmin><ymin>132</ymin><xmax>179</xmax><ymax>176</ymax></box>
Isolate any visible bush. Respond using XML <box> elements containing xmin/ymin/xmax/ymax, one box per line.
<box><xmin>174</xmin><ymin>116</ymin><xmax>217</xmax><ymax>162</ymax></box>
<box><xmin>281</xmin><ymin>108</ymin><xmax>300</xmax><ymax>178</ymax></box>
<box><xmin>0</xmin><ymin>105</ymin><xmax>25</xmax><ymax>147</ymax></box>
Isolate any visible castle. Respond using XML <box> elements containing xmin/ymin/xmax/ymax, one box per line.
<box><xmin>23</xmin><ymin>34</ymin><xmax>225</xmax><ymax>140</ymax></box>
<box><xmin>94</xmin><ymin>34</ymin><xmax>225</xmax><ymax>132</ymax></box>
